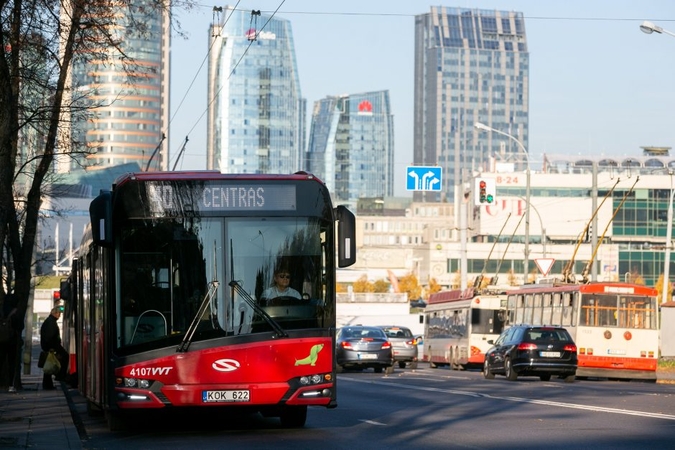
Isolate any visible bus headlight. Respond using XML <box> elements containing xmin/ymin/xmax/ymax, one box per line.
<box><xmin>298</xmin><ymin>373</ymin><xmax>331</xmax><ymax>386</ymax></box>
<box><xmin>119</xmin><ymin>377</ymin><xmax>154</xmax><ymax>389</ymax></box>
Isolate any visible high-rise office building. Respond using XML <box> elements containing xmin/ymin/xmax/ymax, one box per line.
<box><xmin>207</xmin><ymin>7</ymin><xmax>304</xmax><ymax>174</ymax></box>
<box><xmin>307</xmin><ymin>91</ymin><xmax>394</xmax><ymax>205</ymax></box>
<box><xmin>66</xmin><ymin>4</ymin><xmax>171</xmax><ymax>172</ymax></box>
<box><xmin>414</xmin><ymin>6</ymin><xmax>529</xmax><ymax>201</ymax></box>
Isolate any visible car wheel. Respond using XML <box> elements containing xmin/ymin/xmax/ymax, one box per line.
<box><xmin>483</xmin><ymin>359</ymin><xmax>495</xmax><ymax>380</ymax></box>
<box><xmin>563</xmin><ymin>374</ymin><xmax>576</xmax><ymax>383</ymax></box>
<box><xmin>410</xmin><ymin>361</ymin><xmax>418</xmax><ymax>369</ymax></box>
<box><xmin>398</xmin><ymin>361</ymin><xmax>406</xmax><ymax>369</ymax></box>
<box><xmin>539</xmin><ymin>374</ymin><xmax>551</xmax><ymax>381</ymax></box>
<box><xmin>374</xmin><ymin>366</ymin><xmax>383</xmax><ymax>373</ymax></box>
<box><xmin>385</xmin><ymin>365</ymin><xmax>394</xmax><ymax>375</ymax></box>
<box><xmin>505</xmin><ymin>357</ymin><xmax>518</xmax><ymax>381</ymax></box>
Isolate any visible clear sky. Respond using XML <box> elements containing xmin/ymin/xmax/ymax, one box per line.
<box><xmin>168</xmin><ymin>1</ymin><xmax>675</xmax><ymax>196</ymax></box>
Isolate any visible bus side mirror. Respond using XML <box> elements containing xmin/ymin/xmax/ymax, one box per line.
<box><xmin>90</xmin><ymin>190</ymin><xmax>113</xmax><ymax>247</ymax></box>
<box><xmin>59</xmin><ymin>278</ymin><xmax>71</xmax><ymax>303</ymax></box>
<box><xmin>335</xmin><ymin>205</ymin><xmax>356</xmax><ymax>268</ymax></box>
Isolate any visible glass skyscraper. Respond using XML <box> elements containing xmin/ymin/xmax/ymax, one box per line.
<box><xmin>207</xmin><ymin>7</ymin><xmax>304</xmax><ymax>174</ymax></box>
<box><xmin>307</xmin><ymin>91</ymin><xmax>394</xmax><ymax>205</ymax></box>
<box><xmin>67</xmin><ymin>3</ymin><xmax>170</xmax><ymax>172</ymax></box>
<box><xmin>414</xmin><ymin>7</ymin><xmax>529</xmax><ymax>201</ymax></box>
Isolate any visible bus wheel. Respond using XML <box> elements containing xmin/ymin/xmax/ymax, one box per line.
<box><xmin>280</xmin><ymin>405</ymin><xmax>307</xmax><ymax>428</ymax></box>
<box><xmin>106</xmin><ymin>411</ymin><xmax>127</xmax><ymax>432</ymax></box>
<box><xmin>539</xmin><ymin>374</ymin><xmax>551</xmax><ymax>381</ymax></box>
<box><xmin>505</xmin><ymin>358</ymin><xmax>518</xmax><ymax>381</ymax></box>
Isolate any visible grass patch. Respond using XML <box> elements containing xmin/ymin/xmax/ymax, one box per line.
<box><xmin>658</xmin><ymin>358</ymin><xmax>675</xmax><ymax>370</ymax></box>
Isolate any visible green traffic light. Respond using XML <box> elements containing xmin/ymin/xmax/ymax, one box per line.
<box><xmin>486</xmin><ymin>194</ymin><xmax>494</xmax><ymax>203</ymax></box>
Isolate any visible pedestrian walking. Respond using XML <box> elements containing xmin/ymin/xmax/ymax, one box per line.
<box><xmin>40</xmin><ymin>305</ymin><xmax>68</xmax><ymax>390</ymax></box>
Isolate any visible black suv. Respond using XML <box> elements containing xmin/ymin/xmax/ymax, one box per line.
<box><xmin>483</xmin><ymin>325</ymin><xmax>578</xmax><ymax>382</ymax></box>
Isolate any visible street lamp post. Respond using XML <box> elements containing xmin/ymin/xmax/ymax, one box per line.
<box><xmin>475</xmin><ymin>122</ymin><xmax>530</xmax><ymax>281</ymax></box>
<box><xmin>664</xmin><ymin>175</ymin><xmax>674</xmax><ymax>302</ymax></box>
<box><xmin>639</xmin><ymin>21</ymin><xmax>675</xmax><ymax>301</ymax></box>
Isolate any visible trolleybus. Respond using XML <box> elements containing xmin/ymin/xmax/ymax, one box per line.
<box><xmin>64</xmin><ymin>171</ymin><xmax>356</xmax><ymax>428</ymax></box>
<box><xmin>505</xmin><ymin>281</ymin><xmax>659</xmax><ymax>380</ymax></box>
<box><xmin>425</xmin><ymin>287</ymin><xmax>507</xmax><ymax>369</ymax></box>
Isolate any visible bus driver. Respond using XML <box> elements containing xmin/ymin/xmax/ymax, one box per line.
<box><xmin>262</xmin><ymin>268</ymin><xmax>301</xmax><ymax>301</ymax></box>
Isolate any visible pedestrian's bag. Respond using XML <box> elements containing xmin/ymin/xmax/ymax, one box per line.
<box><xmin>43</xmin><ymin>350</ymin><xmax>61</xmax><ymax>375</ymax></box>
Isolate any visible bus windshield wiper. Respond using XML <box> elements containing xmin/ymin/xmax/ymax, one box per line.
<box><xmin>177</xmin><ymin>280</ymin><xmax>220</xmax><ymax>352</ymax></box>
<box><xmin>228</xmin><ymin>280</ymin><xmax>288</xmax><ymax>338</ymax></box>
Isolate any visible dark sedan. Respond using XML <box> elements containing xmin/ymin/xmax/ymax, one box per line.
<box><xmin>483</xmin><ymin>324</ymin><xmax>577</xmax><ymax>382</ymax></box>
<box><xmin>336</xmin><ymin>326</ymin><xmax>394</xmax><ymax>374</ymax></box>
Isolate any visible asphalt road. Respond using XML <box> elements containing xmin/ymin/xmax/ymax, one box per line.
<box><xmin>73</xmin><ymin>364</ymin><xmax>675</xmax><ymax>449</ymax></box>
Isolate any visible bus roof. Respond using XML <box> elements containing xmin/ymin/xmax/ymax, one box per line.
<box><xmin>112</xmin><ymin>171</ymin><xmax>325</xmax><ymax>190</ymax></box>
<box><xmin>506</xmin><ymin>281</ymin><xmax>658</xmax><ymax>296</ymax></box>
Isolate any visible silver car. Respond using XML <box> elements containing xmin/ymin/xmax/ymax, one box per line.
<box><xmin>379</xmin><ymin>326</ymin><xmax>419</xmax><ymax>369</ymax></box>
<box><xmin>336</xmin><ymin>326</ymin><xmax>394</xmax><ymax>374</ymax></box>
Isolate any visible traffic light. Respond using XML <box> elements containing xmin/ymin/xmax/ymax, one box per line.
<box><xmin>474</xmin><ymin>178</ymin><xmax>496</xmax><ymax>205</ymax></box>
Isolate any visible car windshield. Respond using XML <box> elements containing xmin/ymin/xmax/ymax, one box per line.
<box><xmin>382</xmin><ymin>327</ymin><xmax>413</xmax><ymax>339</ymax></box>
<box><xmin>527</xmin><ymin>329</ymin><xmax>571</xmax><ymax>342</ymax></box>
<box><xmin>342</xmin><ymin>328</ymin><xmax>384</xmax><ymax>339</ymax></box>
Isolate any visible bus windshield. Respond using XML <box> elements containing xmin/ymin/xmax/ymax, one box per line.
<box><xmin>117</xmin><ymin>216</ymin><xmax>330</xmax><ymax>349</ymax></box>
<box><xmin>579</xmin><ymin>293</ymin><xmax>658</xmax><ymax>329</ymax></box>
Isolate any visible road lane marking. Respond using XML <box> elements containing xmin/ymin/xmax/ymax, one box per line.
<box><xmin>342</xmin><ymin>377</ymin><xmax>675</xmax><ymax>421</ymax></box>
<box><xmin>359</xmin><ymin>419</ymin><xmax>387</xmax><ymax>426</ymax></box>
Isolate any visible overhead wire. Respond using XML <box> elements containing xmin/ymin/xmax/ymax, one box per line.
<box><xmin>169</xmin><ymin>1</ymin><xmax>287</xmax><ymax>170</ymax></box>
<box><xmin>167</xmin><ymin>1</ymin><xmax>241</xmax><ymax>170</ymax></box>
<box><xmin>168</xmin><ymin>5</ymin><xmax>673</xmax><ymax>169</ymax></box>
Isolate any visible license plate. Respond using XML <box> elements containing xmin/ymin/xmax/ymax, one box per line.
<box><xmin>203</xmin><ymin>390</ymin><xmax>250</xmax><ymax>403</ymax></box>
<box><xmin>540</xmin><ymin>351</ymin><xmax>560</xmax><ymax>358</ymax></box>
<box><xmin>359</xmin><ymin>353</ymin><xmax>377</xmax><ymax>360</ymax></box>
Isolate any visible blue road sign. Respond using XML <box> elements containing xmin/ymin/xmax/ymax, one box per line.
<box><xmin>406</xmin><ymin>166</ymin><xmax>442</xmax><ymax>191</ymax></box>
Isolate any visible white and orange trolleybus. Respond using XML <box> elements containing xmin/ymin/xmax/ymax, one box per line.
<box><xmin>505</xmin><ymin>281</ymin><xmax>659</xmax><ymax>380</ymax></box>
<box><xmin>424</xmin><ymin>287</ymin><xmax>507</xmax><ymax>369</ymax></box>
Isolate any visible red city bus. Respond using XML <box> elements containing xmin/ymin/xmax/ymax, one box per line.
<box><xmin>63</xmin><ymin>171</ymin><xmax>355</xmax><ymax>429</ymax></box>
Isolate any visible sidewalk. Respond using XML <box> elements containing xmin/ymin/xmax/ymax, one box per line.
<box><xmin>0</xmin><ymin>344</ymin><xmax>81</xmax><ymax>449</ymax></box>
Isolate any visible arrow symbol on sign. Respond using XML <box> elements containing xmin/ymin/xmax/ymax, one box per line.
<box><xmin>421</xmin><ymin>171</ymin><xmax>434</xmax><ymax>189</ymax></box>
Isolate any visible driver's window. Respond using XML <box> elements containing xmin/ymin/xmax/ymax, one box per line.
<box><xmin>225</xmin><ymin>218</ymin><xmax>323</xmax><ymax>333</ymax></box>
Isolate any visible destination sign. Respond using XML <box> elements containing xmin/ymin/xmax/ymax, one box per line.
<box><xmin>146</xmin><ymin>183</ymin><xmax>297</xmax><ymax>212</ymax></box>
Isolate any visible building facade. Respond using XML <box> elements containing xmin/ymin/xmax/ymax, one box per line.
<box><xmin>207</xmin><ymin>7</ymin><xmax>304</xmax><ymax>174</ymax></box>
<box><xmin>347</xmin><ymin>153</ymin><xmax>675</xmax><ymax>295</ymax></box>
<box><xmin>306</xmin><ymin>91</ymin><xmax>394</xmax><ymax>205</ymax></box>
<box><xmin>66</xmin><ymin>3</ymin><xmax>171</xmax><ymax>172</ymax></box>
<box><xmin>413</xmin><ymin>6</ymin><xmax>529</xmax><ymax>202</ymax></box>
